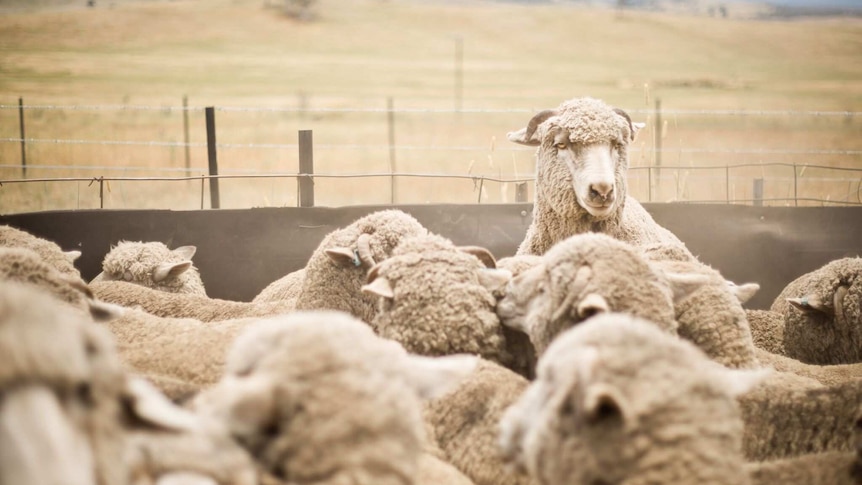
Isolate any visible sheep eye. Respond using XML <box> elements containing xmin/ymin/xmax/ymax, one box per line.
<box><xmin>555</xmin><ymin>142</ymin><xmax>568</xmax><ymax>150</ymax></box>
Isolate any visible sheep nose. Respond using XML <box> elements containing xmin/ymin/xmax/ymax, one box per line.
<box><xmin>589</xmin><ymin>182</ymin><xmax>614</xmax><ymax>201</ymax></box>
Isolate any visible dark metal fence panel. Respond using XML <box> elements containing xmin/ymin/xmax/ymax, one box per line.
<box><xmin>1</xmin><ymin>204</ymin><xmax>860</xmax><ymax>309</ymax></box>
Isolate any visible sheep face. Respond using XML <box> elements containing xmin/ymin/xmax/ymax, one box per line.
<box><xmin>0</xmin><ymin>282</ymin><xmax>128</xmax><ymax>485</ymax></box>
<box><xmin>508</xmin><ymin>98</ymin><xmax>642</xmax><ymax>222</ymax></box>
<box><xmin>497</xmin><ymin>233</ymin><xmax>679</xmax><ymax>356</ymax></box>
<box><xmin>776</xmin><ymin>257</ymin><xmax>862</xmax><ymax>365</ymax></box>
<box><xmin>498</xmin><ymin>314</ymin><xmax>768</xmax><ymax>485</ymax></box>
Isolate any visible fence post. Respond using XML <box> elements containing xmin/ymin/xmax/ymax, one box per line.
<box><xmin>387</xmin><ymin>97</ymin><xmax>396</xmax><ymax>204</ymax></box>
<box><xmin>515</xmin><ymin>182</ymin><xmax>528</xmax><ymax>203</ymax></box>
<box><xmin>205</xmin><ymin>107</ymin><xmax>220</xmax><ymax>209</ymax></box>
<box><xmin>726</xmin><ymin>165</ymin><xmax>730</xmax><ymax>203</ymax></box>
<box><xmin>753</xmin><ymin>178</ymin><xmax>764</xmax><ymax>207</ymax></box>
<box><xmin>183</xmin><ymin>95</ymin><xmax>191</xmax><ymax>174</ymax></box>
<box><xmin>652</xmin><ymin>98</ymin><xmax>661</xmax><ymax>201</ymax></box>
<box><xmin>793</xmin><ymin>163</ymin><xmax>798</xmax><ymax>207</ymax></box>
<box><xmin>298</xmin><ymin>130</ymin><xmax>314</xmax><ymax>207</ymax></box>
<box><xmin>18</xmin><ymin>97</ymin><xmax>26</xmax><ymax>178</ymax></box>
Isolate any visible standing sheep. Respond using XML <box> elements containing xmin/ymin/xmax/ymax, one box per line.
<box><xmin>507</xmin><ymin>97</ymin><xmax>692</xmax><ymax>258</ymax></box>
<box><xmin>91</xmin><ymin>240</ymin><xmax>206</xmax><ymax>296</ymax></box>
<box><xmin>771</xmin><ymin>257</ymin><xmax>862</xmax><ymax>365</ymax></box>
<box><xmin>498</xmin><ymin>313</ymin><xmax>857</xmax><ymax>485</ymax></box>
<box><xmin>192</xmin><ymin>310</ymin><xmax>478</xmax><ymax>485</ymax></box>
<box><xmin>0</xmin><ymin>224</ymin><xmax>82</xmax><ymax>277</ymax></box>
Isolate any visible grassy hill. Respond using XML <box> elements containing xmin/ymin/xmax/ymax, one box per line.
<box><xmin>0</xmin><ymin>0</ymin><xmax>860</xmax><ymax>210</ymax></box>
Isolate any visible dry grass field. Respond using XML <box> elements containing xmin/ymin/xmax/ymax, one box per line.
<box><xmin>1</xmin><ymin>0</ymin><xmax>860</xmax><ymax>212</ymax></box>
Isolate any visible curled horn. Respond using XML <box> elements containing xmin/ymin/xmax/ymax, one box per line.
<box><xmin>834</xmin><ymin>285</ymin><xmax>848</xmax><ymax>323</ymax></box>
<box><xmin>612</xmin><ymin>108</ymin><xmax>636</xmax><ymax>141</ymax></box>
<box><xmin>355</xmin><ymin>233</ymin><xmax>377</xmax><ymax>269</ymax></box>
<box><xmin>366</xmin><ymin>263</ymin><xmax>382</xmax><ymax>284</ymax></box>
<box><xmin>524</xmin><ymin>109</ymin><xmax>559</xmax><ymax>142</ymax></box>
<box><xmin>458</xmin><ymin>245</ymin><xmax>496</xmax><ymax>269</ymax></box>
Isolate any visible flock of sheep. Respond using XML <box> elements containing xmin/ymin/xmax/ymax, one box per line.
<box><xmin>1</xmin><ymin>96</ymin><xmax>860</xmax><ymax>485</ymax></box>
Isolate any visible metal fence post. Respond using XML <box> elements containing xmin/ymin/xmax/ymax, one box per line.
<box><xmin>515</xmin><ymin>182</ymin><xmax>528</xmax><ymax>203</ymax></box>
<box><xmin>183</xmin><ymin>95</ymin><xmax>191</xmax><ymax>174</ymax></box>
<box><xmin>793</xmin><ymin>163</ymin><xmax>798</xmax><ymax>207</ymax></box>
<box><xmin>205</xmin><ymin>107</ymin><xmax>220</xmax><ymax>209</ymax></box>
<box><xmin>653</xmin><ymin>98</ymin><xmax>661</xmax><ymax>201</ymax></box>
<box><xmin>298</xmin><ymin>130</ymin><xmax>314</xmax><ymax>207</ymax></box>
<box><xmin>753</xmin><ymin>178</ymin><xmax>764</xmax><ymax>207</ymax></box>
<box><xmin>387</xmin><ymin>97</ymin><xmax>396</xmax><ymax>204</ymax></box>
<box><xmin>18</xmin><ymin>97</ymin><xmax>26</xmax><ymax>178</ymax></box>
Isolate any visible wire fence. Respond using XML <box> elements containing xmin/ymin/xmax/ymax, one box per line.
<box><xmin>1</xmin><ymin>100</ymin><xmax>860</xmax><ymax>212</ymax></box>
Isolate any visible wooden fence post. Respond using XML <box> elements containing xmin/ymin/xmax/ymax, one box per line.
<box><xmin>183</xmin><ymin>95</ymin><xmax>191</xmax><ymax>174</ymax></box>
<box><xmin>18</xmin><ymin>97</ymin><xmax>26</xmax><ymax>178</ymax></box>
<box><xmin>515</xmin><ymin>182</ymin><xmax>528</xmax><ymax>203</ymax></box>
<box><xmin>753</xmin><ymin>178</ymin><xmax>764</xmax><ymax>207</ymax></box>
<box><xmin>205</xmin><ymin>107</ymin><xmax>220</xmax><ymax>209</ymax></box>
<box><xmin>298</xmin><ymin>130</ymin><xmax>314</xmax><ymax>207</ymax></box>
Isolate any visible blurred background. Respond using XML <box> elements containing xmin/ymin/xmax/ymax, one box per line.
<box><xmin>1</xmin><ymin>0</ymin><xmax>860</xmax><ymax>212</ymax></box>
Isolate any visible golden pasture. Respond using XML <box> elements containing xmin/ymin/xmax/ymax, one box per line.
<box><xmin>0</xmin><ymin>0</ymin><xmax>860</xmax><ymax>212</ymax></box>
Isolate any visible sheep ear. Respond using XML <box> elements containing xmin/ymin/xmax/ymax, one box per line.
<box><xmin>64</xmin><ymin>250</ymin><xmax>82</xmax><ymax>262</ymax></box>
<box><xmin>401</xmin><ymin>354</ymin><xmax>478</xmax><ymax>400</ymax></box>
<box><xmin>576</xmin><ymin>293</ymin><xmax>609</xmax><ymax>320</ymax></box>
<box><xmin>361</xmin><ymin>276</ymin><xmax>394</xmax><ymax>299</ymax></box>
<box><xmin>787</xmin><ymin>294</ymin><xmax>827</xmax><ymax>314</ymax></box>
<box><xmin>153</xmin><ymin>261</ymin><xmax>193</xmax><ymax>283</ymax></box>
<box><xmin>325</xmin><ymin>247</ymin><xmax>360</xmax><ymax>268</ymax></box>
<box><xmin>663</xmin><ymin>271</ymin><xmax>712</xmax><ymax>304</ymax></box>
<box><xmin>709</xmin><ymin>366</ymin><xmax>772</xmax><ymax>397</ymax></box>
<box><xmin>172</xmin><ymin>245</ymin><xmax>197</xmax><ymax>260</ymax></box>
<box><xmin>581</xmin><ymin>383</ymin><xmax>628</xmax><ymax>427</ymax></box>
<box><xmin>727</xmin><ymin>281</ymin><xmax>759</xmax><ymax>304</ymax></box>
<box><xmin>507</xmin><ymin>127</ymin><xmax>541</xmax><ymax>146</ymax></box>
<box><xmin>124</xmin><ymin>377</ymin><xmax>200</xmax><ymax>431</ymax></box>
<box><xmin>631</xmin><ymin>122</ymin><xmax>646</xmax><ymax>140</ymax></box>
<box><xmin>458</xmin><ymin>245</ymin><xmax>497</xmax><ymax>269</ymax></box>
<box><xmin>88</xmin><ymin>299</ymin><xmax>125</xmax><ymax>322</ymax></box>
<box><xmin>477</xmin><ymin>269</ymin><xmax>512</xmax><ymax>294</ymax></box>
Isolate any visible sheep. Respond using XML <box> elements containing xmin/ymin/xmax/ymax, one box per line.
<box><xmin>746</xmin><ymin>309</ymin><xmax>786</xmax><ymax>355</ymax></box>
<box><xmin>0</xmin><ymin>280</ymin><xmax>260</xmax><ymax>485</ymax></box>
<box><xmin>498</xmin><ymin>313</ymin><xmax>857</xmax><ymax>485</ymax></box>
<box><xmin>770</xmin><ymin>257</ymin><xmax>862</xmax><ymax>365</ymax></box>
<box><xmin>361</xmin><ymin>233</ymin><xmax>527</xmax><ymax>374</ymax></box>
<box><xmin>0</xmin><ymin>246</ymin><xmax>118</xmax><ymax>319</ymax></box>
<box><xmin>192</xmin><ymin>310</ymin><xmax>479</xmax><ymax>485</ymax></box>
<box><xmin>91</xmin><ymin>240</ymin><xmax>206</xmax><ymax>296</ymax></box>
<box><xmin>739</xmin><ymin>374</ymin><xmax>862</xmax><ymax>462</ymax></box>
<box><xmin>498</xmin><ymin>312</ymin><xmax>773</xmax><ymax>485</ymax></box>
<box><xmin>252</xmin><ymin>267</ymin><xmax>305</xmax><ymax>304</ymax></box>
<box><xmin>423</xmin><ymin>358</ymin><xmax>535</xmax><ymax>485</ymax></box>
<box><xmin>497</xmin><ymin>233</ymin><xmax>688</xmax><ymax>357</ymax></box>
<box><xmin>291</xmin><ymin>209</ymin><xmax>430</xmax><ymax>323</ymax></box>
<box><xmin>0</xmin><ymin>224</ymin><xmax>82</xmax><ymax>277</ymax></box>
<box><xmin>753</xmin><ymin>347</ymin><xmax>862</xmax><ymax>387</ymax></box>
<box><xmin>507</xmin><ymin>97</ymin><xmax>692</xmax><ymax>259</ymax></box>
<box><xmin>90</xmin><ymin>280</ymin><xmax>295</xmax><ymax>322</ymax></box>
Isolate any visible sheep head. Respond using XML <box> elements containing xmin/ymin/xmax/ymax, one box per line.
<box><xmin>498</xmin><ymin>314</ymin><xmax>770</xmax><ymax>485</ymax></box>
<box><xmin>508</xmin><ymin>97</ymin><xmax>644</xmax><ymax>221</ymax></box>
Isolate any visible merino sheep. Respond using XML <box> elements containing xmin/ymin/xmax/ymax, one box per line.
<box><xmin>362</xmin><ymin>233</ymin><xmax>530</xmax><ymax>376</ymax></box>
<box><xmin>498</xmin><ymin>313</ymin><xmax>773</xmax><ymax>485</ymax></box>
<box><xmin>91</xmin><ymin>240</ymin><xmax>206</xmax><ymax>296</ymax></box>
<box><xmin>90</xmin><ymin>280</ymin><xmax>294</xmax><ymax>322</ymax></box>
<box><xmin>497</xmin><ymin>233</ymin><xmax>693</xmax><ymax>357</ymax></box>
<box><xmin>192</xmin><ymin>310</ymin><xmax>478</xmax><ymax>485</ymax></box>
<box><xmin>0</xmin><ymin>281</ymin><xmax>260</xmax><ymax>485</ymax></box>
<box><xmin>746</xmin><ymin>309</ymin><xmax>787</xmax><ymax>355</ymax></box>
<box><xmin>771</xmin><ymin>257</ymin><xmax>862</xmax><ymax>365</ymax></box>
<box><xmin>424</xmin><ymin>358</ymin><xmax>535</xmax><ymax>485</ymax></box>
<box><xmin>0</xmin><ymin>224</ymin><xmax>82</xmax><ymax>277</ymax></box>
<box><xmin>251</xmin><ymin>210</ymin><xmax>429</xmax><ymax>323</ymax></box>
<box><xmin>507</xmin><ymin>97</ymin><xmax>692</xmax><ymax>259</ymax></box>
<box><xmin>740</xmin><ymin>375</ymin><xmax>862</xmax><ymax>462</ymax></box>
